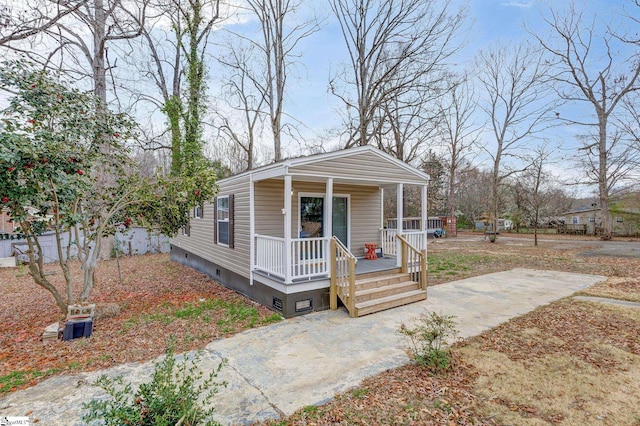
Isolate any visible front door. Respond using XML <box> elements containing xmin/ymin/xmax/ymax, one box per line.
<box><xmin>299</xmin><ymin>195</ymin><xmax>349</xmax><ymax>247</ymax></box>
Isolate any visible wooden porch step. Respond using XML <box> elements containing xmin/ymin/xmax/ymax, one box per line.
<box><xmin>354</xmin><ymin>290</ymin><xmax>426</xmax><ymax>317</ymax></box>
<box><xmin>355</xmin><ymin>272</ymin><xmax>410</xmax><ymax>291</ymax></box>
<box><xmin>355</xmin><ymin>280</ymin><xmax>420</xmax><ymax>303</ymax></box>
<box><xmin>356</xmin><ymin>267</ymin><xmax>402</xmax><ymax>280</ymax></box>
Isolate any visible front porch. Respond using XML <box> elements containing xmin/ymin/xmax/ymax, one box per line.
<box><xmin>253</xmin><ymin>229</ymin><xmax>428</xmax><ymax>283</ymax></box>
<box><xmin>247</xmin><ymin>146</ymin><xmax>431</xmax><ymax>317</ymax></box>
<box><xmin>253</xmin><ymin>232</ymin><xmax>428</xmax><ymax>317</ymax></box>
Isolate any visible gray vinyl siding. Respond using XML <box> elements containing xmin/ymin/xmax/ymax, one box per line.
<box><xmin>252</xmin><ymin>179</ymin><xmax>381</xmax><ymax>256</ymax></box>
<box><xmin>288</xmin><ymin>150</ymin><xmax>427</xmax><ymax>185</ymax></box>
<box><xmin>171</xmin><ymin>175</ymin><xmax>251</xmax><ymax>279</ymax></box>
<box><xmin>255</xmin><ymin>180</ymin><xmax>285</xmax><ymax>237</ymax></box>
<box><xmin>342</xmin><ymin>184</ymin><xmax>381</xmax><ymax>256</ymax></box>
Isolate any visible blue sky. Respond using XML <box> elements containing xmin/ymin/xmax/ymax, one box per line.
<box><xmin>219</xmin><ymin>0</ymin><xmax>636</xmax><ymax>198</ymax></box>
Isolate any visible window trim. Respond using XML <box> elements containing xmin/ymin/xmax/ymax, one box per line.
<box><xmin>194</xmin><ymin>202</ymin><xmax>204</xmax><ymax>219</ymax></box>
<box><xmin>214</xmin><ymin>194</ymin><xmax>234</xmax><ymax>248</ymax></box>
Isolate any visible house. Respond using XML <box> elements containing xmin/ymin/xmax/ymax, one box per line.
<box><xmin>171</xmin><ymin>146</ymin><xmax>430</xmax><ymax>318</ymax></box>
<box><xmin>562</xmin><ymin>203</ymin><xmax>640</xmax><ymax>237</ymax></box>
<box><xmin>560</xmin><ymin>208</ymin><xmax>598</xmax><ymax>235</ymax></box>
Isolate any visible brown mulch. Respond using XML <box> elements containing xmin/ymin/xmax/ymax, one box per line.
<box><xmin>0</xmin><ymin>254</ymin><xmax>278</xmax><ymax>393</ymax></box>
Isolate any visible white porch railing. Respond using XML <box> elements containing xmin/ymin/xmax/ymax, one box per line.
<box><xmin>291</xmin><ymin>237</ymin><xmax>329</xmax><ymax>280</ymax></box>
<box><xmin>255</xmin><ymin>234</ymin><xmax>329</xmax><ymax>282</ymax></box>
<box><xmin>381</xmin><ymin>229</ymin><xmax>428</xmax><ymax>256</ymax></box>
<box><xmin>255</xmin><ymin>235</ymin><xmax>286</xmax><ymax>278</ymax></box>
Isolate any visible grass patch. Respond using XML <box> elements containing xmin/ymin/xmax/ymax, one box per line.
<box><xmin>428</xmin><ymin>252</ymin><xmax>498</xmax><ymax>281</ymax></box>
<box><xmin>0</xmin><ymin>369</ymin><xmax>60</xmax><ymax>394</ymax></box>
<box><xmin>350</xmin><ymin>388</ymin><xmax>370</xmax><ymax>399</ymax></box>
<box><xmin>120</xmin><ymin>298</ymin><xmax>282</xmax><ymax>333</ymax></box>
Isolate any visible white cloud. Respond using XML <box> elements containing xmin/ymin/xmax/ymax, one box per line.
<box><xmin>500</xmin><ymin>1</ymin><xmax>534</xmax><ymax>8</ymax></box>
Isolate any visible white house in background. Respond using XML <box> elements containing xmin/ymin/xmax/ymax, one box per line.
<box><xmin>171</xmin><ymin>146</ymin><xmax>431</xmax><ymax>318</ymax></box>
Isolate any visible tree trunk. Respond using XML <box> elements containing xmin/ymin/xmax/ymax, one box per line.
<box><xmin>598</xmin><ymin>114</ymin><xmax>611</xmax><ymax>240</ymax></box>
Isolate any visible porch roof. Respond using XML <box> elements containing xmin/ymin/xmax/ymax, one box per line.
<box><xmin>223</xmin><ymin>145</ymin><xmax>430</xmax><ymax>186</ymax></box>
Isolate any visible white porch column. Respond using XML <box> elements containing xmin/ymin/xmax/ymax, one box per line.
<box><xmin>249</xmin><ymin>175</ymin><xmax>255</xmax><ymax>286</ymax></box>
<box><xmin>396</xmin><ymin>183</ymin><xmax>403</xmax><ymax>267</ymax></box>
<box><xmin>421</xmin><ymin>184</ymin><xmax>428</xmax><ymax>251</ymax></box>
<box><xmin>325</xmin><ymin>177</ymin><xmax>334</xmax><ymax>238</ymax></box>
<box><xmin>380</xmin><ymin>187</ymin><xmax>384</xmax><ymax>230</ymax></box>
<box><xmin>284</xmin><ymin>174</ymin><xmax>292</xmax><ymax>283</ymax></box>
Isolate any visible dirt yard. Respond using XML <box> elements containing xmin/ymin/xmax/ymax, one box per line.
<box><xmin>2</xmin><ymin>233</ymin><xmax>639</xmax><ymax>425</ymax></box>
<box><xmin>0</xmin><ymin>254</ymin><xmax>280</xmax><ymax>394</ymax></box>
<box><xmin>260</xmin><ymin>233</ymin><xmax>640</xmax><ymax>425</ymax></box>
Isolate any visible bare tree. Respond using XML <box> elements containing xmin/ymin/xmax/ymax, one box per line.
<box><xmin>215</xmin><ymin>41</ymin><xmax>266</xmax><ymax>171</ymax></box>
<box><xmin>131</xmin><ymin>0</ymin><xmax>220</xmax><ymax>174</ymax></box>
<box><xmin>0</xmin><ymin>0</ymin><xmax>88</xmax><ymax>45</ymax></box>
<box><xmin>329</xmin><ymin>0</ymin><xmax>464</xmax><ymax>150</ymax></box>
<box><xmin>373</xmin><ymin>77</ymin><xmax>441</xmax><ymax>163</ymax></box>
<box><xmin>456</xmin><ymin>165</ymin><xmax>493</xmax><ymax>228</ymax></box>
<box><xmin>437</xmin><ymin>73</ymin><xmax>481</xmax><ymax>221</ymax></box>
<box><xmin>513</xmin><ymin>145</ymin><xmax>560</xmax><ymax>246</ymax></box>
<box><xmin>533</xmin><ymin>4</ymin><xmax>640</xmax><ymax>239</ymax></box>
<box><xmin>235</xmin><ymin>0</ymin><xmax>320</xmax><ymax>162</ymax></box>
<box><xmin>475</xmin><ymin>41</ymin><xmax>557</xmax><ymax>240</ymax></box>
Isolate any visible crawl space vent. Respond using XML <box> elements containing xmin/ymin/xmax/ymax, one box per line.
<box><xmin>272</xmin><ymin>297</ymin><xmax>283</xmax><ymax>313</ymax></box>
<box><xmin>295</xmin><ymin>299</ymin><xmax>312</xmax><ymax>312</ymax></box>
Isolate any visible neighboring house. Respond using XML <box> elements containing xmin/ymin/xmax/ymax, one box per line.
<box><xmin>561</xmin><ymin>208</ymin><xmax>599</xmax><ymax>235</ymax></box>
<box><xmin>171</xmin><ymin>146</ymin><xmax>431</xmax><ymax>318</ymax></box>
<box><xmin>561</xmin><ymin>206</ymin><xmax>640</xmax><ymax>237</ymax></box>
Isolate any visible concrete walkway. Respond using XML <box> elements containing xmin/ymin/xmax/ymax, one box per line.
<box><xmin>0</xmin><ymin>268</ymin><xmax>606</xmax><ymax>425</ymax></box>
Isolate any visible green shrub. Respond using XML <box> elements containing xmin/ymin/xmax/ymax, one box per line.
<box><xmin>398</xmin><ymin>311</ymin><xmax>458</xmax><ymax>373</ymax></box>
<box><xmin>82</xmin><ymin>343</ymin><xmax>227</xmax><ymax>425</ymax></box>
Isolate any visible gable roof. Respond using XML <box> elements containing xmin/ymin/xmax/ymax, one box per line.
<box><xmin>222</xmin><ymin>145</ymin><xmax>430</xmax><ymax>186</ymax></box>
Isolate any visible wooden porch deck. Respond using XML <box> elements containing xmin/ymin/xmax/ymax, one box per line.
<box><xmin>355</xmin><ymin>256</ymin><xmax>398</xmax><ymax>275</ymax></box>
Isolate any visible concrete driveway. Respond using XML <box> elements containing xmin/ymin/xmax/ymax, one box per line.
<box><xmin>0</xmin><ymin>268</ymin><xmax>606</xmax><ymax>425</ymax></box>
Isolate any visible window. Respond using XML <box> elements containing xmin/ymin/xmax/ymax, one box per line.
<box><xmin>589</xmin><ymin>217</ymin><xmax>595</xmax><ymax>223</ymax></box>
<box><xmin>572</xmin><ymin>216</ymin><xmax>579</xmax><ymax>224</ymax></box>
<box><xmin>182</xmin><ymin>222</ymin><xmax>190</xmax><ymax>236</ymax></box>
<box><xmin>214</xmin><ymin>195</ymin><xmax>234</xmax><ymax>248</ymax></box>
<box><xmin>194</xmin><ymin>203</ymin><xmax>203</xmax><ymax>219</ymax></box>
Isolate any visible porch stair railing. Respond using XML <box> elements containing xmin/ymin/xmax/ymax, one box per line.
<box><xmin>396</xmin><ymin>234</ymin><xmax>427</xmax><ymax>291</ymax></box>
<box><xmin>330</xmin><ymin>235</ymin><xmax>427</xmax><ymax>318</ymax></box>
<box><xmin>330</xmin><ymin>236</ymin><xmax>357</xmax><ymax>317</ymax></box>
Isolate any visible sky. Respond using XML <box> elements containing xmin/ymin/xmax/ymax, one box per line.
<box><xmin>220</xmin><ymin>0</ymin><xmax>636</xmax><ymax>198</ymax></box>
<box><xmin>227</xmin><ymin>0</ymin><xmax>568</xmax><ymax>138</ymax></box>
<box><xmin>1</xmin><ymin>0</ymin><xmax>638</xmax><ymax>197</ymax></box>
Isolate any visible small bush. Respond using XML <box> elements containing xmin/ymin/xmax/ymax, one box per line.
<box><xmin>398</xmin><ymin>311</ymin><xmax>458</xmax><ymax>373</ymax></box>
<box><xmin>82</xmin><ymin>343</ymin><xmax>227</xmax><ymax>425</ymax></box>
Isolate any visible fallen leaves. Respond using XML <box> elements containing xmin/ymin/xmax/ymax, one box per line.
<box><xmin>462</xmin><ymin>299</ymin><xmax>640</xmax><ymax>371</ymax></box>
<box><xmin>0</xmin><ymin>253</ymin><xmax>279</xmax><ymax>394</ymax></box>
<box><xmin>259</xmin><ymin>361</ymin><xmax>497</xmax><ymax>426</ymax></box>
